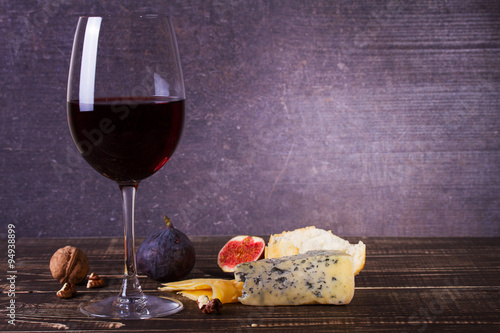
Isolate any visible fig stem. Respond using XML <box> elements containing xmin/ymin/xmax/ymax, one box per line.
<box><xmin>163</xmin><ymin>215</ymin><xmax>173</xmax><ymax>228</ymax></box>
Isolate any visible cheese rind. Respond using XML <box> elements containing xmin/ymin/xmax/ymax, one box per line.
<box><xmin>266</xmin><ymin>226</ymin><xmax>366</xmax><ymax>275</ymax></box>
<box><xmin>234</xmin><ymin>250</ymin><xmax>355</xmax><ymax>306</ymax></box>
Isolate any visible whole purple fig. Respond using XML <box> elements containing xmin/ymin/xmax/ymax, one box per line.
<box><xmin>136</xmin><ymin>216</ymin><xmax>195</xmax><ymax>282</ymax></box>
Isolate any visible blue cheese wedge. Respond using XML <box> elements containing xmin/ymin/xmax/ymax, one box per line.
<box><xmin>234</xmin><ymin>250</ymin><xmax>354</xmax><ymax>306</ymax></box>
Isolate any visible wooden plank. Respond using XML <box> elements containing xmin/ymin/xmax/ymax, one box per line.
<box><xmin>1</xmin><ymin>237</ymin><xmax>499</xmax><ymax>331</ymax></box>
<box><xmin>9</xmin><ymin>237</ymin><xmax>500</xmax><ymax>289</ymax></box>
<box><xmin>3</xmin><ymin>287</ymin><xmax>499</xmax><ymax>332</ymax></box>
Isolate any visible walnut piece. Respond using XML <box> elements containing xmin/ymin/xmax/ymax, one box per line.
<box><xmin>57</xmin><ymin>283</ymin><xmax>77</xmax><ymax>299</ymax></box>
<box><xmin>50</xmin><ymin>246</ymin><xmax>89</xmax><ymax>285</ymax></box>
<box><xmin>199</xmin><ymin>297</ymin><xmax>223</xmax><ymax>314</ymax></box>
<box><xmin>86</xmin><ymin>272</ymin><xmax>105</xmax><ymax>288</ymax></box>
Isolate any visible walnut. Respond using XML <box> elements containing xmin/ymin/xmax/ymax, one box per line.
<box><xmin>57</xmin><ymin>283</ymin><xmax>77</xmax><ymax>298</ymax></box>
<box><xmin>197</xmin><ymin>296</ymin><xmax>223</xmax><ymax>314</ymax></box>
<box><xmin>86</xmin><ymin>272</ymin><xmax>105</xmax><ymax>288</ymax></box>
<box><xmin>49</xmin><ymin>246</ymin><xmax>89</xmax><ymax>285</ymax></box>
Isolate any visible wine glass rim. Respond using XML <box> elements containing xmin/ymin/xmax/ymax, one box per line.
<box><xmin>79</xmin><ymin>13</ymin><xmax>173</xmax><ymax>19</ymax></box>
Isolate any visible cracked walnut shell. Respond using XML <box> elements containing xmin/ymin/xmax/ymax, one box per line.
<box><xmin>50</xmin><ymin>246</ymin><xmax>89</xmax><ymax>285</ymax></box>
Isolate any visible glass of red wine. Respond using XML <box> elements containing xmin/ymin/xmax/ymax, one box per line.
<box><xmin>67</xmin><ymin>14</ymin><xmax>185</xmax><ymax>319</ymax></box>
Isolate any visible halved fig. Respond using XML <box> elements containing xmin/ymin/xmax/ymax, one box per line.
<box><xmin>217</xmin><ymin>236</ymin><xmax>265</xmax><ymax>272</ymax></box>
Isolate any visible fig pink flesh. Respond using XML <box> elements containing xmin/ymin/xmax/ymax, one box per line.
<box><xmin>218</xmin><ymin>236</ymin><xmax>265</xmax><ymax>271</ymax></box>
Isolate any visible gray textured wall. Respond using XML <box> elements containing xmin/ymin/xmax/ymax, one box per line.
<box><xmin>1</xmin><ymin>0</ymin><xmax>499</xmax><ymax>238</ymax></box>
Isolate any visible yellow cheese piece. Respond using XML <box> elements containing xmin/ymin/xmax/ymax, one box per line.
<box><xmin>177</xmin><ymin>289</ymin><xmax>212</xmax><ymax>301</ymax></box>
<box><xmin>234</xmin><ymin>250</ymin><xmax>355</xmax><ymax>306</ymax></box>
<box><xmin>159</xmin><ymin>278</ymin><xmax>243</xmax><ymax>303</ymax></box>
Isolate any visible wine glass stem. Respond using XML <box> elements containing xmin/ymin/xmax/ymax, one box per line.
<box><xmin>119</xmin><ymin>184</ymin><xmax>145</xmax><ymax>300</ymax></box>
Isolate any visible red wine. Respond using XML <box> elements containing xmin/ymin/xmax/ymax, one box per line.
<box><xmin>68</xmin><ymin>97</ymin><xmax>184</xmax><ymax>183</ymax></box>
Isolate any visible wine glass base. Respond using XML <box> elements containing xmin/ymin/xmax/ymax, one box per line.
<box><xmin>80</xmin><ymin>295</ymin><xmax>183</xmax><ymax>319</ymax></box>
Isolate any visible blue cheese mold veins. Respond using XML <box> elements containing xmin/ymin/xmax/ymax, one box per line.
<box><xmin>234</xmin><ymin>250</ymin><xmax>355</xmax><ymax>306</ymax></box>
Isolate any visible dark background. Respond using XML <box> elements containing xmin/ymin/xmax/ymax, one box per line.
<box><xmin>1</xmin><ymin>0</ymin><xmax>499</xmax><ymax>238</ymax></box>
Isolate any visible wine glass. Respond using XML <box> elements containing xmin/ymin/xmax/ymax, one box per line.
<box><xmin>67</xmin><ymin>14</ymin><xmax>185</xmax><ymax>319</ymax></box>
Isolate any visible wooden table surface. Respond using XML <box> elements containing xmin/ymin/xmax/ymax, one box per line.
<box><xmin>1</xmin><ymin>236</ymin><xmax>499</xmax><ymax>332</ymax></box>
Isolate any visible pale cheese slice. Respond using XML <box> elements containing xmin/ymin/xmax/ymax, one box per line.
<box><xmin>159</xmin><ymin>278</ymin><xmax>243</xmax><ymax>303</ymax></box>
<box><xmin>266</xmin><ymin>226</ymin><xmax>366</xmax><ymax>275</ymax></box>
